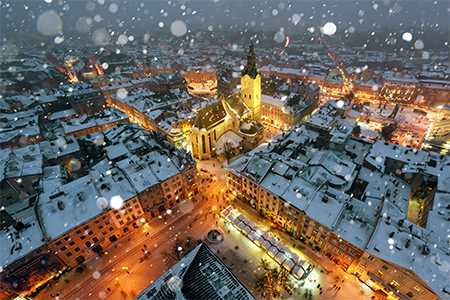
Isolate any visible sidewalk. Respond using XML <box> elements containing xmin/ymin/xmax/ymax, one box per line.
<box><xmin>224</xmin><ymin>199</ymin><xmax>383</xmax><ymax>300</ymax></box>
<box><xmin>33</xmin><ymin>197</ymin><xmax>208</xmax><ymax>300</ymax></box>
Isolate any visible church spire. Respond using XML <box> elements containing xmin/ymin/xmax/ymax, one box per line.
<box><xmin>242</xmin><ymin>42</ymin><xmax>258</xmax><ymax>79</ymax></box>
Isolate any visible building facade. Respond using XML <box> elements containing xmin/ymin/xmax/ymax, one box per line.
<box><xmin>241</xmin><ymin>43</ymin><xmax>262</xmax><ymax>123</ymax></box>
<box><xmin>191</xmin><ymin>43</ymin><xmax>264</xmax><ymax>161</ymax></box>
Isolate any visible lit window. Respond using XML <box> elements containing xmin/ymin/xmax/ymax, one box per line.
<box><xmin>390</xmin><ymin>280</ymin><xmax>400</xmax><ymax>288</ymax></box>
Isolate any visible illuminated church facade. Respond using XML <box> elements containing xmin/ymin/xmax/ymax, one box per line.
<box><xmin>191</xmin><ymin>43</ymin><xmax>264</xmax><ymax>161</ymax></box>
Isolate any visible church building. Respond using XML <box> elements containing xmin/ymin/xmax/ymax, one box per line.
<box><xmin>191</xmin><ymin>43</ymin><xmax>264</xmax><ymax>161</ymax></box>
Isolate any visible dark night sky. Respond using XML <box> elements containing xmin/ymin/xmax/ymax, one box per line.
<box><xmin>1</xmin><ymin>0</ymin><xmax>449</xmax><ymax>39</ymax></box>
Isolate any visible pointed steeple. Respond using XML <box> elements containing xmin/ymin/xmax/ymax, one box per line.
<box><xmin>242</xmin><ymin>42</ymin><xmax>258</xmax><ymax>79</ymax></box>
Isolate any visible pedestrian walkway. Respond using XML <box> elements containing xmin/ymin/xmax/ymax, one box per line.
<box><xmin>225</xmin><ymin>199</ymin><xmax>384</xmax><ymax>300</ymax></box>
<box><xmin>32</xmin><ymin>198</ymin><xmax>207</xmax><ymax>300</ymax></box>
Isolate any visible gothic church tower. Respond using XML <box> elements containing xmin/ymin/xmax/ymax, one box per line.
<box><xmin>241</xmin><ymin>42</ymin><xmax>261</xmax><ymax>122</ymax></box>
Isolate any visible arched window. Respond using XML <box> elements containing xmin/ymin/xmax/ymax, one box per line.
<box><xmin>201</xmin><ymin>135</ymin><xmax>206</xmax><ymax>154</ymax></box>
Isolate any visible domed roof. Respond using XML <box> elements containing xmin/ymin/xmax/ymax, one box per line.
<box><xmin>169</xmin><ymin>127</ymin><xmax>183</xmax><ymax>135</ymax></box>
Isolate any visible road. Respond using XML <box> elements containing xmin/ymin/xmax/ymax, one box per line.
<box><xmin>194</xmin><ymin>143</ymin><xmax>383</xmax><ymax>300</ymax></box>
<box><xmin>37</xmin><ymin>130</ymin><xmax>383</xmax><ymax>300</ymax></box>
<box><xmin>34</xmin><ymin>174</ymin><xmax>226</xmax><ymax>300</ymax></box>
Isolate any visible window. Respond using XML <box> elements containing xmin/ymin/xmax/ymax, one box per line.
<box><xmin>74</xmin><ymin>247</ymin><xmax>80</xmax><ymax>252</ymax></box>
<box><xmin>102</xmin><ymin>231</ymin><xmax>107</xmax><ymax>236</ymax></box>
<box><xmin>85</xmin><ymin>241</ymin><xmax>92</xmax><ymax>248</ymax></box>
<box><xmin>60</xmin><ymin>246</ymin><xmax>67</xmax><ymax>252</ymax></box>
<box><xmin>55</xmin><ymin>241</ymin><xmax>62</xmax><ymax>246</ymax></box>
<box><xmin>102</xmin><ymin>216</ymin><xmax>107</xmax><ymax>220</ymax></box>
<box><xmin>413</xmin><ymin>286</ymin><xmax>421</xmax><ymax>292</ymax></box>
<box><xmin>80</xmin><ymin>235</ymin><xmax>86</xmax><ymax>240</ymax></box>
<box><xmin>135</xmin><ymin>205</ymin><xmax>139</xmax><ymax>209</ymax></box>
<box><xmin>93</xmin><ymin>237</ymin><xmax>99</xmax><ymax>243</ymax></box>
<box><xmin>105</xmin><ymin>221</ymin><xmax>110</xmax><ymax>225</ymax></box>
<box><xmin>361</xmin><ymin>262</ymin><xmax>369</xmax><ymax>268</ymax></box>
<box><xmin>88</xmin><ymin>231</ymin><xmax>94</xmax><ymax>236</ymax></box>
<box><xmin>406</xmin><ymin>292</ymin><xmax>415</xmax><ymax>298</ymax></box>
<box><xmin>94</xmin><ymin>220</ymin><xmax>100</xmax><ymax>224</ymax></box>
<box><xmin>382</xmin><ymin>265</ymin><xmax>390</xmax><ymax>271</ymax></box>
<box><xmin>137</xmin><ymin>210</ymin><xmax>142</xmax><ymax>215</ymax></box>
<box><xmin>367</xmin><ymin>255</ymin><xmax>374</xmax><ymax>261</ymax></box>
<box><xmin>133</xmin><ymin>199</ymin><xmax>137</xmax><ymax>204</ymax></box>
<box><xmin>84</xmin><ymin>226</ymin><xmax>89</xmax><ymax>230</ymax></box>
<box><xmin>119</xmin><ymin>221</ymin><xmax>124</xmax><ymax>225</ymax></box>
<box><xmin>98</xmin><ymin>225</ymin><xmax>104</xmax><ymax>230</ymax></box>
<box><xmin>64</xmin><ymin>236</ymin><xmax>71</xmax><ymax>241</ymax></box>
<box><xmin>109</xmin><ymin>227</ymin><xmax>114</xmax><ymax>232</ymax></box>
<box><xmin>398</xmin><ymin>274</ymin><xmax>406</xmax><ymax>281</ymax></box>
<box><xmin>123</xmin><ymin>228</ymin><xmax>129</xmax><ymax>233</ymax></box>
<box><xmin>116</xmin><ymin>215</ymin><xmax>121</xmax><ymax>220</ymax></box>
<box><xmin>376</xmin><ymin>270</ymin><xmax>384</xmax><ymax>277</ymax></box>
<box><xmin>69</xmin><ymin>241</ymin><xmax>75</xmax><ymax>247</ymax></box>
<box><xmin>66</xmin><ymin>252</ymin><xmax>73</xmax><ymax>258</ymax></box>
<box><xmin>390</xmin><ymin>280</ymin><xmax>400</xmax><ymax>288</ymax></box>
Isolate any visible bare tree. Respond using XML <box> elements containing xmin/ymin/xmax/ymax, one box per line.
<box><xmin>364</xmin><ymin>107</ymin><xmax>373</xmax><ymax>122</ymax></box>
<box><xmin>223</xmin><ymin>140</ymin><xmax>234</xmax><ymax>165</ymax></box>
<box><xmin>381</xmin><ymin>123</ymin><xmax>397</xmax><ymax>141</ymax></box>
<box><xmin>162</xmin><ymin>236</ymin><xmax>200</xmax><ymax>267</ymax></box>
<box><xmin>392</xmin><ymin>113</ymin><xmax>407</xmax><ymax>128</ymax></box>
<box><xmin>352</xmin><ymin>125</ymin><xmax>361</xmax><ymax>137</ymax></box>
<box><xmin>344</xmin><ymin>91</ymin><xmax>355</xmax><ymax>103</ymax></box>
<box><xmin>256</xmin><ymin>258</ymin><xmax>295</xmax><ymax>300</ymax></box>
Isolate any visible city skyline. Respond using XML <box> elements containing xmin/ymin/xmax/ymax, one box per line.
<box><xmin>0</xmin><ymin>1</ymin><xmax>449</xmax><ymax>300</ymax></box>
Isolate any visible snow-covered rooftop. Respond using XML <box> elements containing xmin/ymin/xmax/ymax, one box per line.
<box><xmin>135</xmin><ymin>244</ymin><xmax>255</xmax><ymax>300</ymax></box>
<box><xmin>0</xmin><ymin>209</ymin><xmax>45</xmax><ymax>268</ymax></box>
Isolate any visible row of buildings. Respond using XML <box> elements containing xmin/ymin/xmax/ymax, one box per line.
<box><xmin>3</xmin><ymin>32</ymin><xmax>449</xmax><ymax>107</ymax></box>
<box><xmin>98</xmin><ymin>44</ymin><xmax>321</xmax><ymax>163</ymax></box>
<box><xmin>225</xmin><ymin>99</ymin><xmax>450</xmax><ymax>300</ymax></box>
<box><xmin>0</xmin><ymin>123</ymin><xmax>200</xmax><ymax>299</ymax></box>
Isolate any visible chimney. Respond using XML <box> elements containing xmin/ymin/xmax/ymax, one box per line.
<box><xmin>405</xmin><ymin>239</ymin><xmax>411</xmax><ymax>248</ymax></box>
